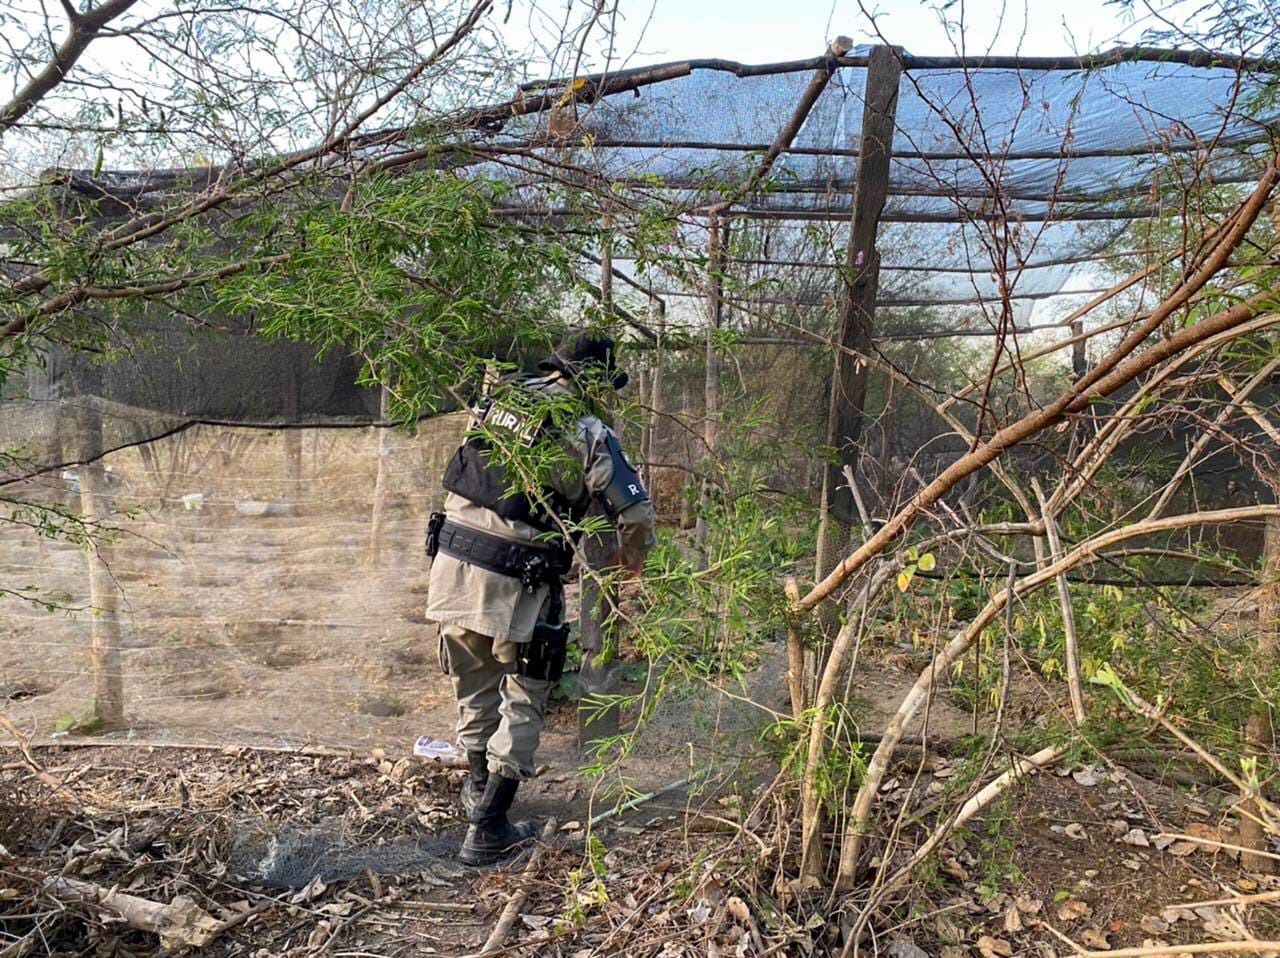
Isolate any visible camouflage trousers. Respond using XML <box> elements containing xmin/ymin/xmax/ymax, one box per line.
<box><xmin>439</xmin><ymin>624</ymin><xmax>553</xmax><ymax>780</ymax></box>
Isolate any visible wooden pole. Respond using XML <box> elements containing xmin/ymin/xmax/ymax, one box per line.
<box><xmin>1071</xmin><ymin>319</ymin><xmax>1088</xmax><ymax>378</ymax></box>
<box><xmin>801</xmin><ymin>43</ymin><xmax>900</xmax><ymax>884</ymax></box>
<box><xmin>579</xmin><ymin>221</ymin><xmax>621</xmax><ymax>747</ymax></box>
<box><xmin>75</xmin><ymin>404</ymin><xmax>124</xmax><ymax>730</ymax></box>
<box><xmin>638</xmin><ymin>363</ymin><xmax>650</xmax><ymax>474</ymax></box>
<box><xmin>645</xmin><ymin>296</ymin><xmax>665</xmax><ymax>490</ymax></box>
<box><xmin>1241</xmin><ymin>513</ymin><xmax>1279</xmax><ymax>873</ymax></box>
<box><xmin>814</xmin><ymin>44</ymin><xmax>901</xmax><ymax>587</ymax></box>
<box><xmin>695</xmin><ymin>212</ymin><xmax>727</xmax><ymax>549</ymax></box>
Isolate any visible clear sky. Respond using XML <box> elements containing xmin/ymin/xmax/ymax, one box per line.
<box><xmin>539</xmin><ymin>0</ymin><xmax>1165</xmax><ymax>73</ymax></box>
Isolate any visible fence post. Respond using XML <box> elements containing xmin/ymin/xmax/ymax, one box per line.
<box><xmin>579</xmin><ymin>220</ymin><xmax>622</xmax><ymax>747</ymax></box>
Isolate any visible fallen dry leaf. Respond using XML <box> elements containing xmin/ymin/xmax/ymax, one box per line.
<box><xmin>1004</xmin><ymin>904</ymin><xmax>1023</xmax><ymax>933</ymax></box>
<box><xmin>1140</xmin><ymin>915</ymin><xmax>1170</xmax><ymax>935</ymax></box>
<box><xmin>1058</xmin><ymin>899</ymin><xmax>1092</xmax><ymax>922</ymax></box>
<box><xmin>975</xmin><ymin>934</ymin><xmax>1013</xmax><ymax>957</ymax></box>
<box><xmin>1186</xmin><ymin>822</ymin><xmax>1219</xmax><ymax>841</ymax></box>
<box><xmin>942</xmin><ymin>859</ymin><xmax>970</xmax><ymax>882</ymax></box>
<box><xmin>1121</xmin><ymin>828</ymin><xmax>1149</xmax><ymax>847</ymax></box>
<box><xmin>1064</xmin><ymin>822</ymin><xmax>1088</xmax><ymax>841</ymax></box>
<box><xmin>886</xmin><ymin>939</ymin><xmax>929</xmax><ymax>958</ymax></box>
<box><xmin>1073</xmin><ymin>768</ymin><xmax>1100</xmax><ymax>787</ymax></box>
<box><xmin>1015</xmin><ymin>895</ymin><xmax>1043</xmax><ymax>915</ymax></box>
<box><xmin>786</xmin><ymin>874</ymin><xmax>823</xmax><ymax>896</ymax></box>
<box><xmin>1081</xmin><ymin>928</ymin><xmax>1111</xmax><ymax>950</ymax></box>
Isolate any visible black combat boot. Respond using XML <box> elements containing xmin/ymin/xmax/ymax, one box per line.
<box><xmin>460</xmin><ymin>750</ymin><xmax>489</xmax><ymax>817</ymax></box>
<box><xmin>459</xmin><ymin>773</ymin><xmax>538</xmax><ymax>866</ymax></box>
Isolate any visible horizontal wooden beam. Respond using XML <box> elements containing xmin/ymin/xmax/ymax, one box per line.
<box><xmin>491</xmin><ymin>170</ymin><xmax>1260</xmax><ymax>207</ymax></box>
<box><xmin>492</xmin><ymin>204</ymin><xmax>1159</xmax><ymax>224</ymax></box>
<box><xmin>518</xmin><ymin>44</ymin><xmax>1271</xmax><ymax>94</ymax></box>
<box><xmin>646</xmin><ymin>285</ymin><xmax>1112</xmax><ymax>308</ymax></box>
<box><xmin>610</xmin><ymin>249</ymin><xmax>1141</xmax><ymax>272</ymax></box>
<box><xmin>482</xmin><ymin>134</ymin><xmax>1270</xmax><ymax>163</ymax></box>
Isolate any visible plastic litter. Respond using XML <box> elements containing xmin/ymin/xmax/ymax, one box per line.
<box><xmin>413</xmin><ymin>736</ymin><xmax>461</xmax><ymax>762</ymax></box>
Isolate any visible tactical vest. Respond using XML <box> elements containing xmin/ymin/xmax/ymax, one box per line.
<box><xmin>441</xmin><ymin>377</ymin><xmax>585</xmax><ymax>534</ymax></box>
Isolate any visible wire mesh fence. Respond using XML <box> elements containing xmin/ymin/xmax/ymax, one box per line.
<box><xmin>1</xmin><ymin>418</ymin><xmax>469</xmax><ymax>749</ymax></box>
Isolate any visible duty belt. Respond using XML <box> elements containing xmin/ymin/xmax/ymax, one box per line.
<box><xmin>425</xmin><ymin>514</ymin><xmax>571</xmax><ymax>594</ymax></box>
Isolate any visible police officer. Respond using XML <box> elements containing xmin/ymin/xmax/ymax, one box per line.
<box><xmin>425</xmin><ymin>330</ymin><xmax>656</xmax><ymax>865</ymax></box>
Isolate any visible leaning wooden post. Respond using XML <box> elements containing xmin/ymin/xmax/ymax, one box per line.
<box><xmin>76</xmin><ymin>403</ymin><xmax>124</xmax><ymax>730</ymax></box>
<box><xmin>1241</xmin><ymin>512</ymin><xmax>1279</xmax><ymax>873</ymax></box>
<box><xmin>579</xmin><ymin>221</ymin><xmax>622</xmax><ymax>747</ymax></box>
<box><xmin>814</xmin><ymin>45</ymin><xmax>901</xmax><ymax>592</ymax></box>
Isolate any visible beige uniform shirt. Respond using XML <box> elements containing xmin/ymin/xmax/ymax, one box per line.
<box><xmin>425</xmin><ymin>376</ymin><xmax>656</xmax><ymax>644</ymax></box>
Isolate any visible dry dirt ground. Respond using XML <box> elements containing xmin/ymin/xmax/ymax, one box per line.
<box><xmin>2</xmin><ymin>740</ymin><xmax>1278</xmax><ymax>957</ymax></box>
<box><xmin>4</xmin><ymin>426</ymin><xmax>1280</xmax><ymax>955</ymax></box>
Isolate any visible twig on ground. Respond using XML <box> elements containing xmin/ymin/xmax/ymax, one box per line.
<box><xmin>589</xmin><ymin>779</ymin><xmax>689</xmax><ymax>827</ymax></box>
<box><xmin>845</xmin><ymin>745</ymin><xmax>1066</xmax><ymax>957</ymax></box>
<box><xmin>1173</xmin><ymin>890</ymin><xmax>1280</xmax><ymax>909</ymax></box>
<box><xmin>1155</xmin><ymin>832</ymin><xmax>1280</xmax><ymax>861</ymax></box>
<box><xmin>467</xmin><ymin>818</ymin><xmax>559</xmax><ymax>958</ymax></box>
<box><xmin>0</xmin><ymin>716</ymin><xmax>78</xmax><ymax>801</ymax></box>
<box><xmin>1032</xmin><ymin>917</ymin><xmax>1087</xmax><ymax>954</ymax></box>
<box><xmin>42</xmin><ymin>875</ymin><xmax>222</xmax><ymax>950</ymax></box>
<box><xmin>1076</xmin><ymin>941</ymin><xmax>1280</xmax><ymax>957</ymax></box>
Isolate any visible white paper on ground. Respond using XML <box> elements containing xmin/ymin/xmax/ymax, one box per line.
<box><xmin>413</xmin><ymin>736</ymin><xmax>459</xmax><ymax>761</ymax></box>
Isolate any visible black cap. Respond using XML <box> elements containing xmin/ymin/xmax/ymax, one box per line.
<box><xmin>537</xmin><ymin>329</ymin><xmax>629</xmax><ymax>390</ymax></box>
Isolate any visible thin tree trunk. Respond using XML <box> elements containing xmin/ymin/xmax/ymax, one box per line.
<box><xmin>76</xmin><ymin>407</ymin><xmax>124</xmax><ymax>730</ymax></box>
<box><xmin>1241</xmin><ymin>514</ymin><xmax>1279</xmax><ymax>873</ymax></box>
<box><xmin>368</xmin><ymin>384</ymin><xmax>392</xmax><ymax>564</ymax></box>
<box><xmin>1033</xmin><ymin>479</ymin><xmax>1086</xmax><ymax>725</ymax></box>
<box><xmin>837</xmin><ymin>505</ymin><xmax>1280</xmax><ymax>887</ymax></box>
<box><xmin>784</xmin><ymin>577</ymin><xmax>806</xmax><ymax>720</ymax></box>
<box><xmin>679</xmin><ymin>385</ymin><xmax>694</xmax><ymax>530</ymax></box>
